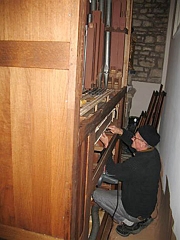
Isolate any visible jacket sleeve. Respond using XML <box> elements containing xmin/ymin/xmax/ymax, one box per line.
<box><xmin>119</xmin><ymin>128</ymin><xmax>136</xmax><ymax>154</ymax></box>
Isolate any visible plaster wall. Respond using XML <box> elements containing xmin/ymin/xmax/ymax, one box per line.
<box><xmin>160</xmin><ymin>27</ymin><xmax>180</xmax><ymax>240</ymax></box>
<box><xmin>130</xmin><ymin>81</ymin><xmax>160</xmax><ymax>117</ymax></box>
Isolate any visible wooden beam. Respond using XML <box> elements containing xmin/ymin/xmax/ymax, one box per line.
<box><xmin>0</xmin><ymin>224</ymin><xmax>63</xmax><ymax>240</ymax></box>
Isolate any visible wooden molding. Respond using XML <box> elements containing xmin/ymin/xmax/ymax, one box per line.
<box><xmin>0</xmin><ymin>41</ymin><xmax>70</xmax><ymax>69</ymax></box>
<box><xmin>0</xmin><ymin>224</ymin><xmax>63</xmax><ymax>240</ymax></box>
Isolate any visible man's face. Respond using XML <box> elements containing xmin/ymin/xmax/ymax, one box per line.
<box><xmin>131</xmin><ymin>131</ymin><xmax>147</xmax><ymax>151</ymax></box>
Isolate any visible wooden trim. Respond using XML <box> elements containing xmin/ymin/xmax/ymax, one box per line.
<box><xmin>0</xmin><ymin>224</ymin><xmax>63</xmax><ymax>240</ymax></box>
<box><xmin>0</xmin><ymin>41</ymin><xmax>70</xmax><ymax>69</ymax></box>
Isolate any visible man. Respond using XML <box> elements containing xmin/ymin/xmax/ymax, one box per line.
<box><xmin>93</xmin><ymin>125</ymin><xmax>161</xmax><ymax>237</ymax></box>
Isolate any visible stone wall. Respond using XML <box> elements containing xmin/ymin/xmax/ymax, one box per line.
<box><xmin>131</xmin><ymin>0</ymin><xmax>170</xmax><ymax>83</ymax></box>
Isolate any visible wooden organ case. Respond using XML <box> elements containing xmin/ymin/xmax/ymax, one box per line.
<box><xmin>0</xmin><ymin>1</ymin><xmax>133</xmax><ymax>240</ymax></box>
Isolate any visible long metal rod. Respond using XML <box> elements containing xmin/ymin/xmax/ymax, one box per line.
<box><xmin>104</xmin><ymin>0</ymin><xmax>112</xmax><ymax>88</ymax></box>
<box><xmin>98</xmin><ymin>0</ymin><xmax>105</xmax><ymax>88</ymax></box>
<box><xmin>99</xmin><ymin>0</ymin><xmax>105</xmax><ymax>22</ymax></box>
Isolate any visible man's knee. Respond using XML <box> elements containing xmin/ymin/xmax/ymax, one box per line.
<box><xmin>92</xmin><ymin>188</ymin><xmax>103</xmax><ymax>202</ymax></box>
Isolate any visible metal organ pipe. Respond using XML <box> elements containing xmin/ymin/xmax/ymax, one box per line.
<box><xmin>97</xmin><ymin>0</ymin><xmax>105</xmax><ymax>88</ymax></box>
<box><xmin>99</xmin><ymin>0</ymin><xmax>105</xmax><ymax>21</ymax></box>
<box><xmin>82</xmin><ymin>0</ymin><xmax>96</xmax><ymax>90</ymax></box>
<box><xmin>104</xmin><ymin>0</ymin><xmax>112</xmax><ymax>88</ymax></box>
<box><xmin>91</xmin><ymin>0</ymin><xmax>97</xmax><ymax>11</ymax></box>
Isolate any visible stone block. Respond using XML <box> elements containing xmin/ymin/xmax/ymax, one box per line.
<box><xmin>150</xmin><ymin>69</ymin><xmax>162</xmax><ymax>78</ymax></box>
<box><xmin>139</xmin><ymin>61</ymin><xmax>155</xmax><ymax>68</ymax></box>
<box><xmin>155</xmin><ymin>45</ymin><xmax>165</xmax><ymax>52</ymax></box>
<box><xmin>137</xmin><ymin>72</ymin><xmax>148</xmax><ymax>78</ymax></box>
<box><xmin>157</xmin><ymin>36</ymin><xmax>165</xmax><ymax>42</ymax></box>
<box><xmin>142</xmin><ymin>21</ymin><xmax>153</xmax><ymax>27</ymax></box>
<box><xmin>133</xmin><ymin>19</ymin><xmax>142</xmax><ymax>27</ymax></box>
<box><xmin>145</xmin><ymin>36</ymin><xmax>156</xmax><ymax>43</ymax></box>
<box><xmin>143</xmin><ymin>46</ymin><xmax>154</xmax><ymax>51</ymax></box>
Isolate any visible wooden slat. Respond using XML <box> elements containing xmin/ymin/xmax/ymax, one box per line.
<box><xmin>76</xmin><ymin>139</ymin><xmax>89</xmax><ymax>238</ymax></box>
<box><xmin>145</xmin><ymin>91</ymin><xmax>158</xmax><ymax>125</ymax></box>
<box><xmin>81</xmin><ymin>132</ymin><xmax>96</xmax><ymax>239</ymax></box>
<box><xmin>152</xmin><ymin>91</ymin><xmax>166</xmax><ymax>129</ymax></box>
<box><xmin>0</xmin><ymin>41</ymin><xmax>70</xmax><ymax>69</ymax></box>
<box><xmin>98</xmin><ymin>22</ymin><xmax>105</xmax><ymax>75</ymax></box>
<box><xmin>110</xmin><ymin>0</ymin><xmax>126</xmax><ymax>71</ymax></box>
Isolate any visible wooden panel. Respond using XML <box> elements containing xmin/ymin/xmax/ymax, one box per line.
<box><xmin>0</xmin><ymin>0</ymin><xmax>71</xmax><ymax>41</ymax></box>
<box><xmin>122</xmin><ymin>0</ymin><xmax>133</xmax><ymax>86</ymax></box>
<box><xmin>0</xmin><ymin>224</ymin><xmax>63</xmax><ymax>240</ymax></box>
<box><xmin>0</xmin><ymin>68</ymin><xmax>15</xmax><ymax>226</ymax></box>
<box><xmin>0</xmin><ymin>41</ymin><xmax>70</xmax><ymax>69</ymax></box>
<box><xmin>84</xmin><ymin>23</ymin><xmax>96</xmax><ymax>89</ymax></box>
<box><xmin>92</xmin><ymin>11</ymin><xmax>101</xmax><ymax>83</ymax></box>
<box><xmin>98</xmin><ymin>22</ymin><xmax>105</xmax><ymax>73</ymax></box>
<box><xmin>110</xmin><ymin>0</ymin><xmax>126</xmax><ymax>71</ymax></box>
<box><xmin>9</xmin><ymin>68</ymin><xmax>69</xmax><ymax>237</ymax></box>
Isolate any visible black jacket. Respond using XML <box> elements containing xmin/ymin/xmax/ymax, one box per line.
<box><xmin>106</xmin><ymin>129</ymin><xmax>161</xmax><ymax>218</ymax></box>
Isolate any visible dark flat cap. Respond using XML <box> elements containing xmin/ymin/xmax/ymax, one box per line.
<box><xmin>138</xmin><ymin>125</ymin><xmax>160</xmax><ymax>147</ymax></box>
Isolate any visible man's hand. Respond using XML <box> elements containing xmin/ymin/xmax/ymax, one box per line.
<box><xmin>107</xmin><ymin>125</ymin><xmax>123</xmax><ymax>135</ymax></box>
<box><xmin>100</xmin><ymin>133</ymin><xmax>109</xmax><ymax>148</ymax></box>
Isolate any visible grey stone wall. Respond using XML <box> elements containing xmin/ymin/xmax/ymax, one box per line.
<box><xmin>131</xmin><ymin>0</ymin><xmax>170</xmax><ymax>83</ymax></box>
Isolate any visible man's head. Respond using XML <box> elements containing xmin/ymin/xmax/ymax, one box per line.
<box><xmin>131</xmin><ymin>125</ymin><xmax>160</xmax><ymax>151</ymax></box>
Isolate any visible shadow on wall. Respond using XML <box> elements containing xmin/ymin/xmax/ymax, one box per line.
<box><xmin>156</xmin><ymin>177</ymin><xmax>176</xmax><ymax>240</ymax></box>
